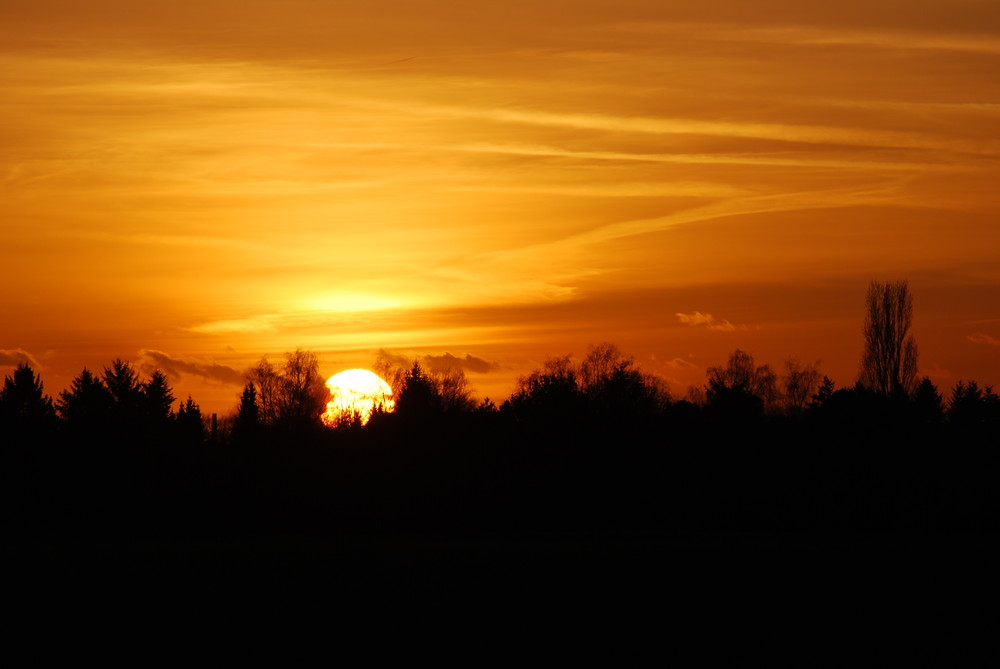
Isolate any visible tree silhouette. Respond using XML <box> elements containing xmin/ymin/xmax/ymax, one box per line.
<box><xmin>372</xmin><ymin>352</ymin><xmax>480</xmax><ymax>417</ymax></box>
<box><xmin>175</xmin><ymin>395</ymin><xmax>205</xmax><ymax>445</ymax></box>
<box><xmin>395</xmin><ymin>362</ymin><xmax>440</xmax><ymax>418</ymax></box>
<box><xmin>579</xmin><ymin>342</ymin><xmax>628</xmax><ymax>391</ymax></box>
<box><xmin>859</xmin><ymin>280</ymin><xmax>918</xmax><ymax>397</ymax></box>
<box><xmin>245</xmin><ymin>358</ymin><xmax>281</xmax><ymax>425</ymax></box>
<box><xmin>505</xmin><ymin>355</ymin><xmax>583</xmax><ymax>423</ymax></box>
<box><xmin>0</xmin><ymin>362</ymin><xmax>56</xmax><ymax>436</ymax></box>
<box><xmin>705</xmin><ymin>349</ymin><xmax>776</xmax><ymax>418</ymax></box>
<box><xmin>231</xmin><ymin>382</ymin><xmax>262</xmax><ymax>444</ymax></box>
<box><xmin>947</xmin><ymin>380</ymin><xmax>999</xmax><ymax>428</ymax></box>
<box><xmin>244</xmin><ymin>349</ymin><xmax>329</xmax><ymax>431</ymax></box>
<box><xmin>56</xmin><ymin>367</ymin><xmax>113</xmax><ymax>434</ymax></box>
<box><xmin>579</xmin><ymin>342</ymin><xmax>669</xmax><ymax>421</ymax></box>
<box><xmin>103</xmin><ymin>359</ymin><xmax>144</xmax><ymax>416</ymax></box>
<box><xmin>808</xmin><ymin>375</ymin><xmax>835</xmax><ymax>413</ymax></box>
<box><xmin>278</xmin><ymin>348</ymin><xmax>329</xmax><ymax>428</ymax></box>
<box><xmin>912</xmin><ymin>376</ymin><xmax>945</xmax><ymax>425</ymax></box>
<box><xmin>432</xmin><ymin>368</ymin><xmax>476</xmax><ymax>413</ymax></box>
<box><xmin>782</xmin><ymin>359</ymin><xmax>821</xmax><ymax>416</ymax></box>
<box><xmin>142</xmin><ymin>369</ymin><xmax>175</xmax><ymax>427</ymax></box>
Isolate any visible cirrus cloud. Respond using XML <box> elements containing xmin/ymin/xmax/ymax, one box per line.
<box><xmin>967</xmin><ymin>333</ymin><xmax>1000</xmax><ymax>347</ymax></box>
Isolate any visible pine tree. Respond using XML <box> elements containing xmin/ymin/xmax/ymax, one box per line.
<box><xmin>142</xmin><ymin>369</ymin><xmax>175</xmax><ymax>425</ymax></box>
<box><xmin>103</xmin><ymin>359</ymin><xmax>143</xmax><ymax>413</ymax></box>
<box><xmin>0</xmin><ymin>362</ymin><xmax>56</xmax><ymax>437</ymax></box>
<box><xmin>175</xmin><ymin>395</ymin><xmax>205</xmax><ymax>445</ymax></box>
<box><xmin>232</xmin><ymin>382</ymin><xmax>261</xmax><ymax>444</ymax></box>
<box><xmin>57</xmin><ymin>367</ymin><xmax>113</xmax><ymax>431</ymax></box>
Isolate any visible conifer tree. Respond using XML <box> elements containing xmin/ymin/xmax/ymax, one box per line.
<box><xmin>57</xmin><ymin>367</ymin><xmax>113</xmax><ymax>431</ymax></box>
<box><xmin>0</xmin><ymin>362</ymin><xmax>56</xmax><ymax>433</ymax></box>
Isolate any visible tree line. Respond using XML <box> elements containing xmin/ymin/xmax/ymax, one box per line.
<box><xmin>2</xmin><ymin>280</ymin><xmax>998</xmax><ymax>445</ymax></box>
<box><xmin>3</xmin><ymin>278</ymin><xmax>1000</xmax><ymax>557</ymax></box>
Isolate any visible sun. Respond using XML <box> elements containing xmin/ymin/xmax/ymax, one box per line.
<box><xmin>322</xmin><ymin>369</ymin><xmax>395</xmax><ymax>426</ymax></box>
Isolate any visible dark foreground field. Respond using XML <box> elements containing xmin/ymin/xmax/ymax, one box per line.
<box><xmin>4</xmin><ymin>413</ymin><xmax>1000</xmax><ymax>627</ymax></box>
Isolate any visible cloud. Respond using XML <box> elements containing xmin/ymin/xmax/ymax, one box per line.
<box><xmin>138</xmin><ymin>349</ymin><xmax>244</xmax><ymax>385</ymax></box>
<box><xmin>967</xmin><ymin>333</ymin><xmax>1000</xmax><ymax>347</ymax></box>
<box><xmin>422</xmin><ymin>353</ymin><xmax>499</xmax><ymax>374</ymax></box>
<box><xmin>664</xmin><ymin>357</ymin><xmax>699</xmax><ymax>370</ymax></box>
<box><xmin>676</xmin><ymin>311</ymin><xmax>748</xmax><ymax>332</ymax></box>
<box><xmin>0</xmin><ymin>348</ymin><xmax>41</xmax><ymax>369</ymax></box>
<box><xmin>393</xmin><ymin>99</ymin><xmax>995</xmax><ymax>155</ymax></box>
<box><xmin>457</xmin><ymin>142</ymin><xmax>953</xmax><ymax>173</ymax></box>
<box><xmin>188</xmin><ymin>315</ymin><xmax>280</xmax><ymax>335</ymax></box>
<box><xmin>375</xmin><ymin>348</ymin><xmax>412</xmax><ymax>370</ymax></box>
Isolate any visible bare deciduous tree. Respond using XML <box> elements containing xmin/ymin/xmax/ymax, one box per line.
<box><xmin>859</xmin><ymin>280</ymin><xmax>919</xmax><ymax>396</ymax></box>
<box><xmin>434</xmin><ymin>368</ymin><xmax>476</xmax><ymax>413</ymax></box>
<box><xmin>706</xmin><ymin>349</ymin><xmax>779</xmax><ymax>413</ymax></box>
<box><xmin>782</xmin><ymin>359</ymin><xmax>821</xmax><ymax>416</ymax></box>
<box><xmin>579</xmin><ymin>342</ymin><xmax>630</xmax><ymax>391</ymax></box>
<box><xmin>245</xmin><ymin>349</ymin><xmax>329</xmax><ymax>429</ymax></box>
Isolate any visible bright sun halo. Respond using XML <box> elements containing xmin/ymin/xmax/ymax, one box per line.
<box><xmin>322</xmin><ymin>369</ymin><xmax>395</xmax><ymax>426</ymax></box>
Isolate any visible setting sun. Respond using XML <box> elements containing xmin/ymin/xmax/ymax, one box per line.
<box><xmin>322</xmin><ymin>369</ymin><xmax>395</xmax><ymax>426</ymax></box>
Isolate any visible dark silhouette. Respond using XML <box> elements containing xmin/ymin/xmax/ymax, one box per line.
<box><xmin>244</xmin><ymin>349</ymin><xmax>329</xmax><ymax>432</ymax></box>
<box><xmin>948</xmin><ymin>379</ymin><xmax>1000</xmax><ymax>428</ymax></box>
<box><xmin>859</xmin><ymin>279</ymin><xmax>919</xmax><ymax>397</ymax></box>
<box><xmin>705</xmin><ymin>349</ymin><xmax>775</xmax><ymax>420</ymax></box>
<box><xmin>373</xmin><ymin>354</ymin><xmax>476</xmax><ymax>417</ymax></box>
<box><xmin>56</xmin><ymin>367</ymin><xmax>113</xmax><ymax>430</ymax></box>
<box><xmin>0</xmin><ymin>362</ymin><xmax>56</xmax><ymax>440</ymax></box>
<box><xmin>394</xmin><ymin>361</ymin><xmax>441</xmax><ymax>418</ymax></box>
<box><xmin>175</xmin><ymin>395</ymin><xmax>206</xmax><ymax>445</ymax></box>
<box><xmin>504</xmin><ymin>354</ymin><xmax>584</xmax><ymax>424</ymax></box>
<box><xmin>782</xmin><ymin>359</ymin><xmax>821</xmax><ymax>416</ymax></box>
<box><xmin>913</xmin><ymin>376</ymin><xmax>946</xmax><ymax>425</ymax></box>
<box><xmin>230</xmin><ymin>382</ymin><xmax>262</xmax><ymax>444</ymax></box>
<box><xmin>102</xmin><ymin>358</ymin><xmax>145</xmax><ymax>435</ymax></box>
<box><xmin>142</xmin><ymin>369</ymin><xmax>175</xmax><ymax>428</ymax></box>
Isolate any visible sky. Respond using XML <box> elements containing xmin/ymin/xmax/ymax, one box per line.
<box><xmin>3</xmin><ymin>0</ymin><xmax>1000</xmax><ymax>415</ymax></box>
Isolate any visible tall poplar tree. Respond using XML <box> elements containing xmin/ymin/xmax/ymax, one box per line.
<box><xmin>859</xmin><ymin>280</ymin><xmax>919</xmax><ymax>397</ymax></box>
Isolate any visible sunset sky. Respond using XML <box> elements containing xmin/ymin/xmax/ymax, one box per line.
<box><xmin>3</xmin><ymin>0</ymin><xmax>999</xmax><ymax>415</ymax></box>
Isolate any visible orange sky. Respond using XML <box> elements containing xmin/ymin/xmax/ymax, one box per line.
<box><xmin>3</xmin><ymin>1</ymin><xmax>999</xmax><ymax>415</ymax></box>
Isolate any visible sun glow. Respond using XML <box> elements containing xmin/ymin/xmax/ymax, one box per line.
<box><xmin>322</xmin><ymin>368</ymin><xmax>395</xmax><ymax>426</ymax></box>
<box><xmin>303</xmin><ymin>294</ymin><xmax>401</xmax><ymax>313</ymax></box>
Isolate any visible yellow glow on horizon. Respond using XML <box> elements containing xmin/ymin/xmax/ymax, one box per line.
<box><xmin>301</xmin><ymin>294</ymin><xmax>402</xmax><ymax>314</ymax></box>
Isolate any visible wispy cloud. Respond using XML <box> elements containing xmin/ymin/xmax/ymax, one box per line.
<box><xmin>0</xmin><ymin>348</ymin><xmax>41</xmax><ymax>369</ymax></box>
<box><xmin>676</xmin><ymin>311</ymin><xmax>748</xmax><ymax>332</ymax></box>
<box><xmin>733</xmin><ymin>25</ymin><xmax>1000</xmax><ymax>56</ymax></box>
<box><xmin>188</xmin><ymin>316</ymin><xmax>281</xmax><ymax>335</ymax></box>
<box><xmin>138</xmin><ymin>349</ymin><xmax>244</xmax><ymax>385</ymax></box>
<box><xmin>454</xmin><ymin>142</ymin><xmax>964</xmax><ymax>172</ymax></box>
<box><xmin>618</xmin><ymin>21</ymin><xmax>1000</xmax><ymax>56</ymax></box>
<box><xmin>663</xmin><ymin>357</ymin><xmax>699</xmax><ymax>370</ymax></box>
<box><xmin>967</xmin><ymin>333</ymin><xmax>1000</xmax><ymax>347</ymax></box>
<box><xmin>382</xmin><ymin>100</ymin><xmax>997</xmax><ymax>155</ymax></box>
<box><xmin>61</xmin><ymin>230</ymin><xmax>270</xmax><ymax>252</ymax></box>
<box><xmin>471</xmin><ymin>183</ymin><xmax>906</xmax><ymax>283</ymax></box>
